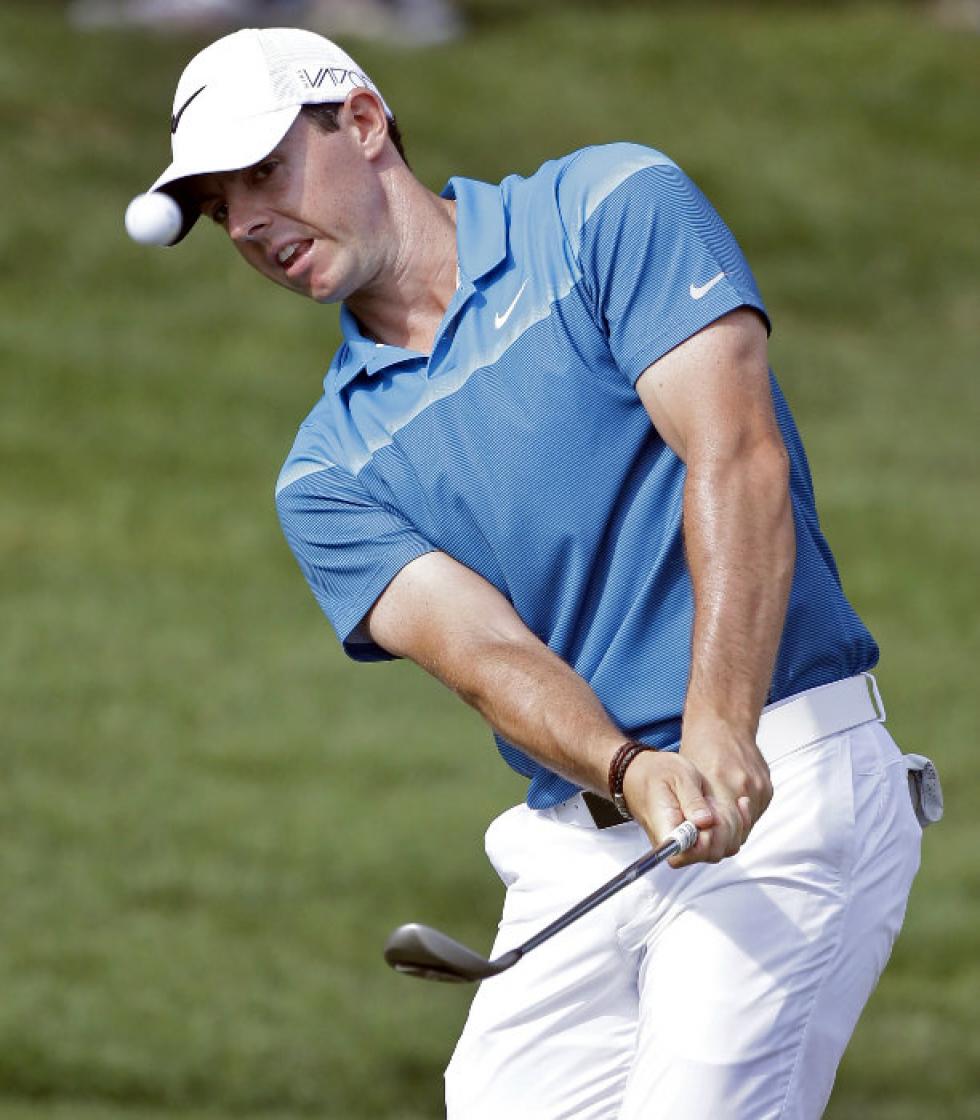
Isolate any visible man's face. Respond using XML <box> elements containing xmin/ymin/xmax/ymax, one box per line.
<box><xmin>191</xmin><ymin>104</ymin><xmax>387</xmax><ymax>304</ymax></box>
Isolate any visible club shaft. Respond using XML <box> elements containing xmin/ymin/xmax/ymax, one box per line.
<box><xmin>508</xmin><ymin>833</ymin><xmax>683</xmax><ymax>961</ymax></box>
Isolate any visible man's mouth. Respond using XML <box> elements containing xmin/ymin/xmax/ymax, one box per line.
<box><xmin>276</xmin><ymin>240</ymin><xmax>313</xmax><ymax>274</ymax></box>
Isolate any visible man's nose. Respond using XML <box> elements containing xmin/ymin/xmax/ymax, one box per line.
<box><xmin>227</xmin><ymin>197</ymin><xmax>268</xmax><ymax>244</ymax></box>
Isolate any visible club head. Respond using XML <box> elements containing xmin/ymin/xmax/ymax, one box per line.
<box><xmin>383</xmin><ymin>922</ymin><xmax>514</xmax><ymax>983</ymax></box>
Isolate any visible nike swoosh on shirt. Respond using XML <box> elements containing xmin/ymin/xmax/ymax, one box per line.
<box><xmin>494</xmin><ymin>279</ymin><xmax>529</xmax><ymax>329</ymax></box>
<box><xmin>171</xmin><ymin>85</ymin><xmax>206</xmax><ymax>134</ymax></box>
<box><xmin>689</xmin><ymin>271</ymin><xmax>726</xmax><ymax>300</ymax></box>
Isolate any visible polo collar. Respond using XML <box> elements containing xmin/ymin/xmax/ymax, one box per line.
<box><xmin>441</xmin><ymin>175</ymin><xmax>508</xmax><ymax>284</ymax></box>
<box><xmin>333</xmin><ymin>304</ymin><xmax>420</xmax><ymax>385</ymax></box>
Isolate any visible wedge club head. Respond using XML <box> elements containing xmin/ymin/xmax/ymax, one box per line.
<box><xmin>384</xmin><ymin>922</ymin><xmax>519</xmax><ymax>982</ymax></box>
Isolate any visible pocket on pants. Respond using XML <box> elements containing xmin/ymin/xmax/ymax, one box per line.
<box><xmin>761</xmin><ymin>733</ymin><xmax>857</xmax><ymax>889</ymax></box>
<box><xmin>483</xmin><ymin>804</ymin><xmax>531</xmax><ymax>887</ymax></box>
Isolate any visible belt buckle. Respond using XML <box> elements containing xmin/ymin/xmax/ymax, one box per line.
<box><xmin>582</xmin><ymin>792</ymin><xmax>628</xmax><ymax>830</ymax></box>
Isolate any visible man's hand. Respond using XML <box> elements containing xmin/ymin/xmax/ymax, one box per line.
<box><xmin>620</xmin><ymin>750</ymin><xmax>714</xmax><ymax>866</ymax></box>
<box><xmin>678</xmin><ymin>717</ymin><xmax>773</xmax><ymax>865</ymax></box>
<box><xmin>622</xmin><ymin>729</ymin><xmax>772</xmax><ymax>867</ymax></box>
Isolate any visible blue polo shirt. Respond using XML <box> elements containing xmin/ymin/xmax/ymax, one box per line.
<box><xmin>276</xmin><ymin>143</ymin><xmax>878</xmax><ymax>808</ymax></box>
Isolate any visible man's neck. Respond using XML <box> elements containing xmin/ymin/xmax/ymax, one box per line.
<box><xmin>346</xmin><ymin>188</ymin><xmax>458</xmax><ymax>353</ymax></box>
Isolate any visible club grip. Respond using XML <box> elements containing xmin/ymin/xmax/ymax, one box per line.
<box><xmin>665</xmin><ymin>820</ymin><xmax>698</xmax><ymax>854</ymax></box>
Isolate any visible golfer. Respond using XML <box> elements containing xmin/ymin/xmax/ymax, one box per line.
<box><xmin>138</xmin><ymin>26</ymin><xmax>937</xmax><ymax>1118</ymax></box>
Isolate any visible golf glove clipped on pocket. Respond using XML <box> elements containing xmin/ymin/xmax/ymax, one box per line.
<box><xmin>905</xmin><ymin>754</ymin><xmax>943</xmax><ymax>828</ymax></box>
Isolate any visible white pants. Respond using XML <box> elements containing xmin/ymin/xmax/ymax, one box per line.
<box><xmin>445</xmin><ymin>687</ymin><xmax>925</xmax><ymax>1119</ymax></box>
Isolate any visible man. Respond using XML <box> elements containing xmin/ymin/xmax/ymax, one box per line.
<box><xmin>137</xmin><ymin>26</ymin><xmax>936</xmax><ymax>1118</ymax></box>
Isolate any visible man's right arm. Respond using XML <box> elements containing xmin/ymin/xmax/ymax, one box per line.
<box><xmin>365</xmin><ymin>549</ymin><xmax>714</xmax><ymax>859</ymax></box>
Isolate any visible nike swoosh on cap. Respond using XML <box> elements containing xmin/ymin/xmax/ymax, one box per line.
<box><xmin>171</xmin><ymin>85</ymin><xmax>206</xmax><ymax>135</ymax></box>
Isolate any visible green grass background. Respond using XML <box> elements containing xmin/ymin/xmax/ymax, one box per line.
<box><xmin>2</xmin><ymin>0</ymin><xmax>978</xmax><ymax>1116</ymax></box>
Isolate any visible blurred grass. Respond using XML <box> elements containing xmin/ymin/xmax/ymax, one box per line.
<box><xmin>1</xmin><ymin>0</ymin><xmax>978</xmax><ymax>1116</ymax></box>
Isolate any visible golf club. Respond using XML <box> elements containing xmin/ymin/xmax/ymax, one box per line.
<box><xmin>384</xmin><ymin>818</ymin><xmax>698</xmax><ymax>982</ymax></box>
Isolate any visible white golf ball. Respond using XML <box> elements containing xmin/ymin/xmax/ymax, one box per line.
<box><xmin>124</xmin><ymin>192</ymin><xmax>183</xmax><ymax>247</ymax></box>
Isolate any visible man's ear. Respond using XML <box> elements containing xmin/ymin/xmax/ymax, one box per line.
<box><xmin>343</xmin><ymin>89</ymin><xmax>390</xmax><ymax>159</ymax></box>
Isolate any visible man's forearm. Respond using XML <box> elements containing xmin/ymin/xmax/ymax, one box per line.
<box><xmin>450</xmin><ymin>635</ymin><xmax>627</xmax><ymax>794</ymax></box>
<box><xmin>681</xmin><ymin>435</ymin><xmax>795</xmax><ymax>741</ymax></box>
<box><xmin>366</xmin><ymin>548</ymin><xmax>716</xmax><ymax>852</ymax></box>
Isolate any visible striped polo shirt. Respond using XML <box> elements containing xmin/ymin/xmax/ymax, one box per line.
<box><xmin>275</xmin><ymin>143</ymin><xmax>878</xmax><ymax>808</ymax></box>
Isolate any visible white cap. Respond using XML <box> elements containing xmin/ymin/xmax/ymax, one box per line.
<box><xmin>147</xmin><ymin>27</ymin><xmax>392</xmax><ymax>242</ymax></box>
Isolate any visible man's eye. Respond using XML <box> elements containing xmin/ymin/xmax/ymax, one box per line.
<box><xmin>253</xmin><ymin>160</ymin><xmax>278</xmax><ymax>182</ymax></box>
<box><xmin>210</xmin><ymin>202</ymin><xmax>228</xmax><ymax>225</ymax></box>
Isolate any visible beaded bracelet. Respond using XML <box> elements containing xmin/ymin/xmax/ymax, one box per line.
<box><xmin>607</xmin><ymin>739</ymin><xmax>655</xmax><ymax>820</ymax></box>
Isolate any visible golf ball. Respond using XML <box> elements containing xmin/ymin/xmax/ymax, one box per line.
<box><xmin>124</xmin><ymin>192</ymin><xmax>183</xmax><ymax>247</ymax></box>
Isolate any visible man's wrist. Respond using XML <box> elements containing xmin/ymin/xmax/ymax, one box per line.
<box><xmin>607</xmin><ymin>739</ymin><xmax>655</xmax><ymax>820</ymax></box>
<box><xmin>681</xmin><ymin>684</ymin><xmax>767</xmax><ymax>749</ymax></box>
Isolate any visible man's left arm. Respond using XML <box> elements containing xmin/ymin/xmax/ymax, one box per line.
<box><xmin>632</xmin><ymin>307</ymin><xmax>795</xmax><ymax>865</ymax></box>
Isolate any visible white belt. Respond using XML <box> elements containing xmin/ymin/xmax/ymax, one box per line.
<box><xmin>549</xmin><ymin>673</ymin><xmax>886</xmax><ymax>829</ymax></box>
<box><xmin>756</xmin><ymin>672</ymin><xmax>884</xmax><ymax>764</ymax></box>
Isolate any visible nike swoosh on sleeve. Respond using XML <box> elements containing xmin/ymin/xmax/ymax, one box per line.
<box><xmin>689</xmin><ymin>271</ymin><xmax>725</xmax><ymax>300</ymax></box>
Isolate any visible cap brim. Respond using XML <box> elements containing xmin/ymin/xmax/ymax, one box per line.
<box><xmin>148</xmin><ymin>104</ymin><xmax>302</xmax><ymax>244</ymax></box>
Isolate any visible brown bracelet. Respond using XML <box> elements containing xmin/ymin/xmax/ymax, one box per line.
<box><xmin>608</xmin><ymin>739</ymin><xmax>654</xmax><ymax>820</ymax></box>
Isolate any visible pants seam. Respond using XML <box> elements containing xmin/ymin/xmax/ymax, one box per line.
<box><xmin>773</xmin><ymin>742</ymin><xmax>856</xmax><ymax>1119</ymax></box>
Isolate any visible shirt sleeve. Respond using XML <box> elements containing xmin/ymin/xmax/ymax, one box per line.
<box><xmin>276</xmin><ymin>463</ymin><xmax>436</xmax><ymax>662</ymax></box>
<box><xmin>559</xmin><ymin>144</ymin><xmax>770</xmax><ymax>384</ymax></box>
